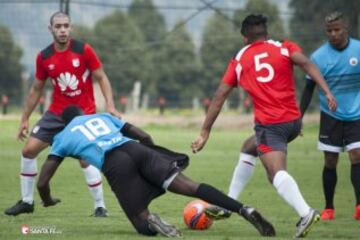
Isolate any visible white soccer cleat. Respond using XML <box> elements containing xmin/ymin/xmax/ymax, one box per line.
<box><xmin>295</xmin><ymin>208</ymin><xmax>320</xmax><ymax>238</ymax></box>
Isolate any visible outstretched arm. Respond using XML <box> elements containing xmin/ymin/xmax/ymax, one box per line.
<box><xmin>191</xmin><ymin>83</ymin><xmax>233</xmax><ymax>153</ymax></box>
<box><xmin>291</xmin><ymin>52</ymin><xmax>337</xmax><ymax>112</ymax></box>
<box><xmin>37</xmin><ymin>155</ymin><xmax>62</xmax><ymax>207</ymax></box>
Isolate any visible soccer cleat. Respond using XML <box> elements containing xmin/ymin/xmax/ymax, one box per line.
<box><xmin>205</xmin><ymin>205</ymin><xmax>232</xmax><ymax>220</ymax></box>
<box><xmin>147</xmin><ymin>213</ymin><xmax>182</xmax><ymax>238</ymax></box>
<box><xmin>239</xmin><ymin>206</ymin><xmax>276</xmax><ymax>237</ymax></box>
<box><xmin>320</xmin><ymin>208</ymin><xmax>335</xmax><ymax>220</ymax></box>
<box><xmin>353</xmin><ymin>205</ymin><xmax>360</xmax><ymax>220</ymax></box>
<box><xmin>295</xmin><ymin>208</ymin><xmax>320</xmax><ymax>238</ymax></box>
<box><xmin>4</xmin><ymin>200</ymin><xmax>34</xmax><ymax>216</ymax></box>
<box><xmin>93</xmin><ymin>207</ymin><xmax>108</xmax><ymax>217</ymax></box>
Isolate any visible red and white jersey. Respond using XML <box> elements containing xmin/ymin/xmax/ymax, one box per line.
<box><xmin>35</xmin><ymin>39</ymin><xmax>102</xmax><ymax>115</ymax></box>
<box><xmin>222</xmin><ymin>40</ymin><xmax>301</xmax><ymax>125</ymax></box>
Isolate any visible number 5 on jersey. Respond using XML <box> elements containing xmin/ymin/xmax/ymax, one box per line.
<box><xmin>254</xmin><ymin>52</ymin><xmax>274</xmax><ymax>83</ymax></box>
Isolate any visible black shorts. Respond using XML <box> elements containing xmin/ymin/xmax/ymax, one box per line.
<box><xmin>255</xmin><ymin>118</ymin><xmax>301</xmax><ymax>155</ymax></box>
<box><xmin>30</xmin><ymin>111</ymin><xmax>65</xmax><ymax>143</ymax></box>
<box><xmin>102</xmin><ymin>141</ymin><xmax>189</xmax><ymax>219</ymax></box>
<box><xmin>318</xmin><ymin>111</ymin><xmax>360</xmax><ymax>152</ymax></box>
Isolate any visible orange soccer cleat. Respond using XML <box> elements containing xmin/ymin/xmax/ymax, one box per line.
<box><xmin>353</xmin><ymin>205</ymin><xmax>360</xmax><ymax>220</ymax></box>
<box><xmin>320</xmin><ymin>208</ymin><xmax>335</xmax><ymax>220</ymax></box>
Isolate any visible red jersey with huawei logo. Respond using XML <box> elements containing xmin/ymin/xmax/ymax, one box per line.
<box><xmin>35</xmin><ymin>39</ymin><xmax>102</xmax><ymax>115</ymax></box>
<box><xmin>222</xmin><ymin>40</ymin><xmax>301</xmax><ymax>125</ymax></box>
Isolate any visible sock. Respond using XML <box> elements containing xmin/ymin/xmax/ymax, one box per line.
<box><xmin>323</xmin><ymin>167</ymin><xmax>337</xmax><ymax>209</ymax></box>
<box><xmin>82</xmin><ymin>165</ymin><xmax>105</xmax><ymax>209</ymax></box>
<box><xmin>20</xmin><ymin>156</ymin><xmax>37</xmax><ymax>204</ymax></box>
<box><xmin>351</xmin><ymin>163</ymin><xmax>360</xmax><ymax>205</ymax></box>
<box><xmin>228</xmin><ymin>153</ymin><xmax>256</xmax><ymax>199</ymax></box>
<box><xmin>195</xmin><ymin>183</ymin><xmax>243</xmax><ymax>212</ymax></box>
<box><xmin>273</xmin><ymin>170</ymin><xmax>310</xmax><ymax>217</ymax></box>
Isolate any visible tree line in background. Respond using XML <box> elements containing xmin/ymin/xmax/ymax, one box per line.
<box><xmin>0</xmin><ymin>0</ymin><xmax>359</xmax><ymax>109</ymax></box>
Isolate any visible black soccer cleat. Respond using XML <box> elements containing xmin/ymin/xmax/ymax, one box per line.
<box><xmin>205</xmin><ymin>205</ymin><xmax>232</xmax><ymax>220</ymax></box>
<box><xmin>239</xmin><ymin>206</ymin><xmax>276</xmax><ymax>237</ymax></box>
<box><xmin>4</xmin><ymin>200</ymin><xmax>34</xmax><ymax>216</ymax></box>
<box><xmin>93</xmin><ymin>207</ymin><xmax>108</xmax><ymax>217</ymax></box>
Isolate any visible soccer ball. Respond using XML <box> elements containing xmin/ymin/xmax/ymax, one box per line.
<box><xmin>183</xmin><ymin>199</ymin><xmax>213</xmax><ymax>230</ymax></box>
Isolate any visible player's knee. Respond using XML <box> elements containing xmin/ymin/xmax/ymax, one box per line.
<box><xmin>22</xmin><ymin>146</ymin><xmax>39</xmax><ymax>159</ymax></box>
<box><xmin>241</xmin><ymin>136</ymin><xmax>257</xmax><ymax>156</ymax></box>
<box><xmin>79</xmin><ymin>159</ymin><xmax>90</xmax><ymax>168</ymax></box>
<box><xmin>324</xmin><ymin>158</ymin><xmax>337</xmax><ymax>169</ymax></box>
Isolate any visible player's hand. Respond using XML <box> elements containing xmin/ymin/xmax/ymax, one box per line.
<box><xmin>17</xmin><ymin>119</ymin><xmax>29</xmax><ymax>141</ymax></box>
<box><xmin>107</xmin><ymin>106</ymin><xmax>122</xmax><ymax>119</ymax></box>
<box><xmin>42</xmin><ymin>198</ymin><xmax>61</xmax><ymax>207</ymax></box>
<box><xmin>299</xmin><ymin>120</ymin><xmax>304</xmax><ymax>137</ymax></box>
<box><xmin>326</xmin><ymin>93</ymin><xmax>337</xmax><ymax>112</ymax></box>
<box><xmin>191</xmin><ymin>131</ymin><xmax>209</xmax><ymax>153</ymax></box>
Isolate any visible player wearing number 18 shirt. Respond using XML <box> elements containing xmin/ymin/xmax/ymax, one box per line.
<box><xmin>36</xmin><ymin>106</ymin><xmax>276</xmax><ymax>237</ymax></box>
<box><xmin>192</xmin><ymin>14</ymin><xmax>337</xmax><ymax>238</ymax></box>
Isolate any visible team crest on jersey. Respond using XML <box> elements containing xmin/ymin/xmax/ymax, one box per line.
<box><xmin>48</xmin><ymin>64</ymin><xmax>55</xmax><ymax>70</ymax></box>
<box><xmin>72</xmin><ymin>58</ymin><xmax>80</xmax><ymax>68</ymax></box>
<box><xmin>349</xmin><ymin>57</ymin><xmax>358</xmax><ymax>66</ymax></box>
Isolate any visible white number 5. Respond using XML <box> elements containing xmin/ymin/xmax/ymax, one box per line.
<box><xmin>254</xmin><ymin>52</ymin><xmax>274</xmax><ymax>82</ymax></box>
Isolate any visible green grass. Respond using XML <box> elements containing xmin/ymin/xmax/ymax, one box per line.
<box><xmin>0</xmin><ymin>119</ymin><xmax>358</xmax><ymax>239</ymax></box>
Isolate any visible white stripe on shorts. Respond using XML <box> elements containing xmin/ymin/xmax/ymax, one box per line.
<box><xmin>317</xmin><ymin>141</ymin><xmax>343</xmax><ymax>152</ymax></box>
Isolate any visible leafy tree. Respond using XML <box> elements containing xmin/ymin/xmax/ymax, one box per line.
<box><xmin>0</xmin><ymin>25</ymin><xmax>23</xmax><ymax>103</ymax></box>
<box><xmin>200</xmin><ymin>12</ymin><xmax>239</xmax><ymax>99</ymax></box>
<box><xmin>72</xmin><ymin>25</ymin><xmax>96</xmax><ymax>46</ymax></box>
<box><xmin>91</xmin><ymin>10</ymin><xmax>149</xmax><ymax>96</ymax></box>
<box><xmin>158</xmin><ymin>21</ymin><xmax>201</xmax><ymax>106</ymax></box>
<box><xmin>128</xmin><ymin>0</ymin><xmax>168</xmax><ymax>96</ymax></box>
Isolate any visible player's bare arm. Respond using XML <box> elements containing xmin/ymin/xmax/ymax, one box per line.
<box><xmin>92</xmin><ymin>68</ymin><xmax>122</xmax><ymax>119</ymax></box>
<box><xmin>121</xmin><ymin>123</ymin><xmax>155</xmax><ymax>146</ymax></box>
<box><xmin>291</xmin><ymin>52</ymin><xmax>337</xmax><ymax>112</ymax></box>
<box><xmin>37</xmin><ymin>155</ymin><xmax>62</xmax><ymax>207</ymax></box>
<box><xmin>18</xmin><ymin>79</ymin><xmax>46</xmax><ymax>141</ymax></box>
<box><xmin>192</xmin><ymin>83</ymin><xmax>233</xmax><ymax>153</ymax></box>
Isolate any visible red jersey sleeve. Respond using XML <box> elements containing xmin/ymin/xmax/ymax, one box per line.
<box><xmin>221</xmin><ymin>59</ymin><xmax>238</xmax><ymax>87</ymax></box>
<box><xmin>282</xmin><ymin>40</ymin><xmax>302</xmax><ymax>55</ymax></box>
<box><xmin>84</xmin><ymin>43</ymin><xmax>102</xmax><ymax>71</ymax></box>
<box><xmin>35</xmin><ymin>53</ymin><xmax>48</xmax><ymax>81</ymax></box>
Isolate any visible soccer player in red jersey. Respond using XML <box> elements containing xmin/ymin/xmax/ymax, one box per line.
<box><xmin>5</xmin><ymin>12</ymin><xmax>122</xmax><ymax>217</ymax></box>
<box><xmin>192</xmin><ymin>14</ymin><xmax>337</xmax><ymax>238</ymax></box>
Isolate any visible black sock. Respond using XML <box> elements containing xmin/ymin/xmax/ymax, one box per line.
<box><xmin>323</xmin><ymin>167</ymin><xmax>337</xmax><ymax>209</ymax></box>
<box><xmin>351</xmin><ymin>163</ymin><xmax>360</xmax><ymax>205</ymax></box>
<box><xmin>195</xmin><ymin>183</ymin><xmax>243</xmax><ymax>212</ymax></box>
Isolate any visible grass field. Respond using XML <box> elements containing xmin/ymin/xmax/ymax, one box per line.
<box><xmin>0</xmin><ymin>118</ymin><xmax>358</xmax><ymax>239</ymax></box>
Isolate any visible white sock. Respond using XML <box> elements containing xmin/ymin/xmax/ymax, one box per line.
<box><xmin>20</xmin><ymin>156</ymin><xmax>37</xmax><ymax>204</ymax></box>
<box><xmin>228</xmin><ymin>153</ymin><xmax>256</xmax><ymax>199</ymax></box>
<box><xmin>273</xmin><ymin>170</ymin><xmax>310</xmax><ymax>217</ymax></box>
<box><xmin>82</xmin><ymin>165</ymin><xmax>106</xmax><ymax>209</ymax></box>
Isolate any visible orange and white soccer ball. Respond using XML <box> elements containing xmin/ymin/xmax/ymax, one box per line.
<box><xmin>183</xmin><ymin>199</ymin><xmax>213</xmax><ymax>230</ymax></box>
